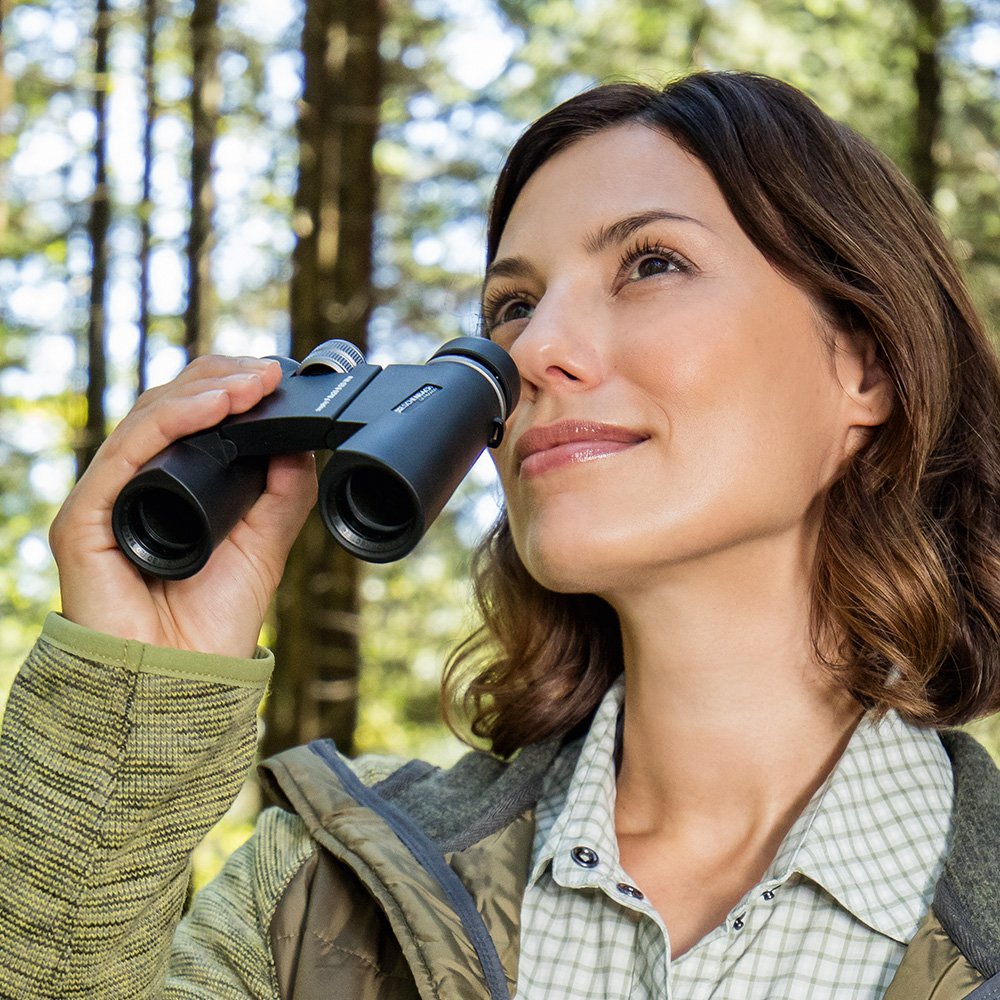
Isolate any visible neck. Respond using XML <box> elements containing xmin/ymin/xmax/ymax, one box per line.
<box><xmin>607</xmin><ymin>529</ymin><xmax>863</xmax><ymax>843</ymax></box>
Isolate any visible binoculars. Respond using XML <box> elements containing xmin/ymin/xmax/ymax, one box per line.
<box><xmin>112</xmin><ymin>336</ymin><xmax>519</xmax><ymax>579</ymax></box>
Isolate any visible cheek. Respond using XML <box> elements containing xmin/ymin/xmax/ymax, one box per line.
<box><xmin>490</xmin><ymin>440</ymin><xmax>517</xmax><ymax>499</ymax></box>
<box><xmin>642</xmin><ymin>279</ymin><xmax>833</xmax><ymax>415</ymax></box>
<box><xmin>634</xmin><ymin>294</ymin><xmax>843</xmax><ymax>498</ymax></box>
<box><xmin>625</xmin><ymin>302</ymin><xmax>743</xmax><ymax>429</ymax></box>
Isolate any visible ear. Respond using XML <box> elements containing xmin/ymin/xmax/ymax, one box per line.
<box><xmin>834</xmin><ymin>330</ymin><xmax>894</xmax><ymax>434</ymax></box>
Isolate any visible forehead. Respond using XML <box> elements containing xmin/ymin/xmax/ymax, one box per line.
<box><xmin>496</xmin><ymin>124</ymin><xmax>733</xmax><ymax>254</ymax></box>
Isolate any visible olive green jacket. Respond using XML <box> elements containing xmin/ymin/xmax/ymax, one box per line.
<box><xmin>0</xmin><ymin>619</ymin><xmax>998</xmax><ymax>999</ymax></box>
<box><xmin>258</xmin><ymin>728</ymin><xmax>1000</xmax><ymax>1000</ymax></box>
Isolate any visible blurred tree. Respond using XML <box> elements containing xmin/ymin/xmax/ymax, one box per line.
<box><xmin>184</xmin><ymin>0</ymin><xmax>219</xmax><ymax>361</ymax></box>
<box><xmin>908</xmin><ymin>0</ymin><xmax>945</xmax><ymax>203</ymax></box>
<box><xmin>137</xmin><ymin>0</ymin><xmax>156</xmax><ymax>395</ymax></box>
<box><xmin>0</xmin><ymin>2</ymin><xmax>83</xmax><ymax>705</ymax></box>
<box><xmin>78</xmin><ymin>0</ymin><xmax>110</xmax><ymax>477</ymax></box>
<box><xmin>936</xmin><ymin>2</ymin><xmax>1000</xmax><ymax>331</ymax></box>
<box><xmin>263</xmin><ymin>0</ymin><xmax>385</xmax><ymax>758</ymax></box>
<box><xmin>0</xmin><ymin>0</ymin><xmax>11</xmax><ymax>247</ymax></box>
<box><xmin>1</xmin><ymin>0</ymin><xmax>999</xmax><ymax>772</ymax></box>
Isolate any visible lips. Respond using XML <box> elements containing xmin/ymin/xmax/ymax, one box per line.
<box><xmin>514</xmin><ymin>420</ymin><xmax>648</xmax><ymax>477</ymax></box>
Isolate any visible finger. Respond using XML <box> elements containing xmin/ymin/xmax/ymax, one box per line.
<box><xmin>134</xmin><ymin>355</ymin><xmax>282</xmax><ymax>409</ymax></box>
<box><xmin>242</xmin><ymin>453</ymin><xmax>318</xmax><ymax>548</ymax></box>
<box><xmin>179</xmin><ymin>355</ymin><xmax>284</xmax><ymax>394</ymax></box>
<box><xmin>219</xmin><ymin>454</ymin><xmax>317</xmax><ymax>585</ymax></box>
<box><xmin>123</xmin><ymin>359</ymin><xmax>282</xmax><ymax>434</ymax></box>
<box><xmin>59</xmin><ymin>373</ymin><xmax>277</xmax><ymax>542</ymax></box>
<box><xmin>105</xmin><ymin>368</ymin><xmax>282</xmax><ymax>475</ymax></box>
<box><xmin>97</xmin><ymin>355</ymin><xmax>284</xmax><ymax>479</ymax></box>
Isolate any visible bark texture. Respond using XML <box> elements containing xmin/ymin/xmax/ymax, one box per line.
<box><xmin>908</xmin><ymin>0</ymin><xmax>944</xmax><ymax>205</ymax></box>
<box><xmin>78</xmin><ymin>0</ymin><xmax>111</xmax><ymax>478</ymax></box>
<box><xmin>184</xmin><ymin>0</ymin><xmax>220</xmax><ymax>361</ymax></box>
<box><xmin>264</xmin><ymin>0</ymin><xmax>384</xmax><ymax>757</ymax></box>
<box><xmin>138</xmin><ymin>0</ymin><xmax>156</xmax><ymax>396</ymax></box>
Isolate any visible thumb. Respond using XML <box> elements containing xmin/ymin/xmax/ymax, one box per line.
<box><xmin>240</xmin><ymin>452</ymin><xmax>319</xmax><ymax>565</ymax></box>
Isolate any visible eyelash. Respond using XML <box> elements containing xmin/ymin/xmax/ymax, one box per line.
<box><xmin>481</xmin><ymin>238</ymin><xmax>692</xmax><ymax>335</ymax></box>
<box><xmin>481</xmin><ymin>285</ymin><xmax>533</xmax><ymax>336</ymax></box>
<box><xmin>617</xmin><ymin>237</ymin><xmax>692</xmax><ymax>281</ymax></box>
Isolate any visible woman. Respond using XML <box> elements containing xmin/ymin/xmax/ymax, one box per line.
<box><xmin>1</xmin><ymin>71</ymin><xmax>999</xmax><ymax>999</ymax></box>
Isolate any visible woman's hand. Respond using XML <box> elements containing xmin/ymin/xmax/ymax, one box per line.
<box><xmin>50</xmin><ymin>354</ymin><xmax>318</xmax><ymax>658</ymax></box>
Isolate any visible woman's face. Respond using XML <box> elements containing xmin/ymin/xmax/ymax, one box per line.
<box><xmin>485</xmin><ymin>124</ymin><xmax>885</xmax><ymax>598</ymax></box>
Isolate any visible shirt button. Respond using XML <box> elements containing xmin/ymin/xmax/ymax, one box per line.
<box><xmin>616</xmin><ymin>882</ymin><xmax>644</xmax><ymax>899</ymax></box>
<box><xmin>570</xmin><ymin>846</ymin><xmax>599</xmax><ymax>868</ymax></box>
<box><xmin>762</xmin><ymin>889</ymin><xmax>776</xmax><ymax>901</ymax></box>
<box><xmin>733</xmin><ymin>915</ymin><xmax>745</xmax><ymax>930</ymax></box>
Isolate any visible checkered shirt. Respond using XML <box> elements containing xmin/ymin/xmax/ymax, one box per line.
<box><xmin>515</xmin><ymin>677</ymin><xmax>954</xmax><ymax>998</ymax></box>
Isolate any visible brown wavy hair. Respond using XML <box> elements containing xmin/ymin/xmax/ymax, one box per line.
<box><xmin>443</xmin><ymin>71</ymin><xmax>1000</xmax><ymax>758</ymax></box>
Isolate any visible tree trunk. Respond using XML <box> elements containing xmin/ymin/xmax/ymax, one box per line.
<box><xmin>263</xmin><ymin>0</ymin><xmax>383</xmax><ymax>758</ymax></box>
<box><xmin>77</xmin><ymin>0</ymin><xmax>111</xmax><ymax>478</ymax></box>
<box><xmin>0</xmin><ymin>0</ymin><xmax>13</xmax><ymax>248</ymax></box>
<box><xmin>686</xmin><ymin>1</ymin><xmax>710</xmax><ymax>65</ymax></box>
<box><xmin>908</xmin><ymin>0</ymin><xmax>944</xmax><ymax>205</ymax></box>
<box><xmin>137</xmin><ymin>0</ymin><xmax>156</xmax><ymax>397</ymax></box>
<box><xmin>184</xmin><ymin>0</ymin><xmax>220</xmax><ymax>361</ymax></box>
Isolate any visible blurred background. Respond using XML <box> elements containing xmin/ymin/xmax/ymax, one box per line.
<box><xmin>1</xmin><ymin>0</ymin><xmax>999</xmax><ymax>885</ymax></box>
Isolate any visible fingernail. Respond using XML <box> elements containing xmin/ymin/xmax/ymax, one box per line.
<box><xmin>223</xmin><ymin>372</ymin><xmax>263</xmax><ymax>385</ymax></box>
<box><xmin>238</xmin><ymin>357</ymin><xmax>279</xmax><ymax>371</ymax></box>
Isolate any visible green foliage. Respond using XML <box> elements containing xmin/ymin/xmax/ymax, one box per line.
<box><xmin>0</xmin><ymin>1</ymin><xmax>85</xmax><ymax>696</ymax></box>
<box><xmin>963</xmin><ymin>714</ymin><xmax>1000</xmax><ymax>765</ymax></box>
<box><xmin>354</xmin><ymin>0</ymin><xmax>1000</xmax><ymax>769</ymax></box>
<box><xmin>1</xmin><ymin>0</ymin><xmax>999</xmax><ymax>838</ymax></box>
<box><xmin>0</xmin><ymin>388</ymin><xmax>65</xmax><ymax>715</ymax></box>
<box><xmin>356</xmin><ymin>474</ymin><xmax>495</xmax><ymax>765</ymax></box>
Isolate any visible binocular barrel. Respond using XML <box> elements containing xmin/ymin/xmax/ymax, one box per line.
<box><xmin>111</xmin><ymin>337</ymin><xmax>518</xmax><ymax>579</ymax></box>
<box><xmin>113</xmin><ymin>439</ymin><xmax>267</xmax><ymax>579</ymax></box>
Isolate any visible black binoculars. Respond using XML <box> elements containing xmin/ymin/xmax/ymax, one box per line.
<box><xmin>112</xmin><ymin>336</ymin><xmax>519</xmax><ymax>579</ymax></box>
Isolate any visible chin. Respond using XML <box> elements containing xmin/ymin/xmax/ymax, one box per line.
<box><xmin>513</xmin><ymin>524</ymin><xmax>633</xmax><ymax>596</ymax></box>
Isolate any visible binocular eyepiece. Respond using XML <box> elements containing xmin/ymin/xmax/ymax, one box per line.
<box><xmin>112</xmin><ymin>337</ymin><xmax>519</xmax><ymax>579</ymax></box>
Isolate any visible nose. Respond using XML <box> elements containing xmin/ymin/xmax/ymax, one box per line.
<box><xmin>506</xmin><ymin>289</ymin><xmax>604</xmax><ymax>401</ymax></box>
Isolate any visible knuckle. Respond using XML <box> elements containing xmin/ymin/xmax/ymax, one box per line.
<box><xmin>186</xmin><ymin>353</ymin><xmax>218</xmax><ymax>371</ymax></box>
<box><xmin>134</xmin><ymin>384</ymin><xmax>162</xmax><ymax>408</ymax></box>
<box><xmin>48</xmin><ymin>510</ymin><xmax>68</xmax><ymax>556</ymax></box>
<box><xmin>185</xmin><ymin>353</ymin><xmax>237</xmax><ymax>377</ymax></box>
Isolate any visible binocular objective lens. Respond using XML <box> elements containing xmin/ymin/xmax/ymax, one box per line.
<box><xmin>341</xmin><ymin>468</ymin><xmax>413</xmax><ymax>536</ymax></box>
<box><xmin>129</xmin><ymin>488</ymin><xmax>205</xmax><ymax>557</ymax></box>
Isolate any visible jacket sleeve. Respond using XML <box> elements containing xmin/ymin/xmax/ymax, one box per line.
<box><xmin>0</xmin><ymin>613</ymin><xmax>289</xmax><ymax>999</ymax></box>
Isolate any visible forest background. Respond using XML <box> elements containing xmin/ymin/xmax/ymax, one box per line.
<box><xmin>1</xmin><ymin>0</ymin><xmax>999</xmax><ymax>886</ymax></box>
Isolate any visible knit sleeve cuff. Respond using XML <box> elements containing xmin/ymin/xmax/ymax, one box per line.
<box><xmin>41</xmin><ymin>612</ymin><xmax>274</xmax><ymax>688</ymax></box>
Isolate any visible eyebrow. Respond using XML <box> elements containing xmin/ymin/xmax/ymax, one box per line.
<box><xmin>583</xmin><ymin>209</ymin><xmax>710</xmax><ymax>254</ymax></box>
<box><xmin>484</xmin><ymin>209</ymin><xmax>709</xmax><ymax>286</ymax></box>
<box><xmin>483</xmin><ymin>254</ymin><xmax>542</xmax><ymax>287</ymax></box>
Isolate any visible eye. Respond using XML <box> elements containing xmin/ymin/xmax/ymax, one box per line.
<box><xmin>481</xmin><ymin>288</ymin><xmax>536</xmax><ymax>337</ymax></box>
<box><xmin>618</xmin><ymin>238</ymin><xmax>692</xmax><ymax>285</ymax></box>
<box><xmin>497</xmin><ymin>299</ymin><xmax>535</xmax><ymax>324</ymax></box>
<box><xmin>626</xmin><ymin>256</ymin><xmax>680</xmax><ymax>281</ymax></box>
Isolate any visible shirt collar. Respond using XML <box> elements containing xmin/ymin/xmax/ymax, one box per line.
<box><xmin>767</xmin><ymin>711</ymin><xmax>953</xmax><ymax>943</ymax></box>
<box><xmin>531</xmin><ymin>676</ymin><xmax>626</xmax><ymax>889</ymax></box>
<box><xmin>531</xmin><ymin>678</ymin><xmax>953</xmax><ymax>943</ymax></box>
